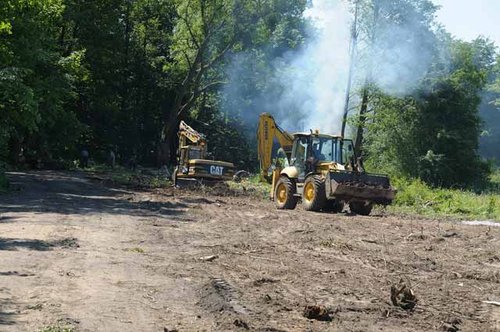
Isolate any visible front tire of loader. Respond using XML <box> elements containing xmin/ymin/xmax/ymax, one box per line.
<box><xmin>349</xmin><ymin>201</ymin><xmax>373</xmax><ymax>216</ymax></box>
<box><xmin>302</xmin><ymin>175</ymin><xmax>327</xmax><ymax>212</ymax></box>
<box><xmin>275</xmin><ymin>177</ymin><xmax>298</xmax><ymax>210</ymax></box>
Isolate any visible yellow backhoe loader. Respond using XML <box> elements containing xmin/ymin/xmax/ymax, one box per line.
<box><xmin>257</xmin><ymin>113</ymin><xmax>395</xmax><ymax>215</ymax></box>
<box><xmin>173</xmin><ymin>121</ymin><xmax>234</xmax><ymax>186</ymax></box>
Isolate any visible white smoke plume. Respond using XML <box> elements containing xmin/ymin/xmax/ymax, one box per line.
<box><xmin>223</xmin><ymin>0</ymin><xmax>436</xmax><ymax>136</ymax></box>
<box><xmin>276</xmin><ymin>0</ymin><xmax>352</xmax><ymax>134</ymax></box>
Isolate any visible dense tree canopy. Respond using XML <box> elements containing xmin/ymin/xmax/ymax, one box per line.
<box><xmin>365</xmin><ymin>37</ymin><xmax>495</xmax><ymax>188</ymax></box>
<box><xmin>0</xmin><ymin>0</ymin><xmax>498</xmax><ymax>188</ymax></box>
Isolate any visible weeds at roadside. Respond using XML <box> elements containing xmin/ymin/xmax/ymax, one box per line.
<box><xmin>227</xmin><ymin>174</ymin><xmax>271</xmax><ymax>198</ymax></box>
<box><xmin>389</xmin><ymin>176</ymin><xmax>500</xmax><ymax>221</ymax></box>
<box><xmin>39</xmin><ymin>324</ymin><xmax>75</xmax><ymax>332</ymax></box>
<box><xmin>38</xmin><ymin>319</ymin><xmax>78</xmax><ymax>332</ymax></box>
<box><xmin>125</xmin><ymin>247</ymin><xmax>145</xmax><ymax>253</ymax></box>
<box><xmin>319</xmin><ymin>238</ymin><xmax>354</xmax><ymax>252</ymax></box>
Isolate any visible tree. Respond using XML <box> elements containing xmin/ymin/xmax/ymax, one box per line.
<box><xmin>63</xmin><ymin>0</ymin><xmax>176</xmax><ymax>163</ymax></box>
<box><xmin>159</xmin><ymin>0</ymin><xmax>307</xmax><ymax>164</ymax></box>
<box><xmin>365</xmin><ymin>37</ymin><xmax>495</xmax><ymax>188</ymax></box>
<box><xmin>479</xmin><ymin>51</ymin><xmax>500</xmax><ymax>163</ymax></box>
<box><xmin>0</xmin><ymin>0</ymin><xmax>82</xmax><ymax>166</ymax></box>
<box><xmin>158</xmin><ymin>0</ymin><xmax>245</xmax><ymax>163</ymax></box>
<box><xmin>349</xmin><ymin>0</ymin><xmax>438</xmax><ymax>156</ymax></box>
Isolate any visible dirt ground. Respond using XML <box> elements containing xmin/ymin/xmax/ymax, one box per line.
<box><xmin>0</xmin><ymin>171</ymin><xmax>499</xmax><ymax>332</ymax></box>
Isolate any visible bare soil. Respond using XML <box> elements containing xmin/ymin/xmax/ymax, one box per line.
<box><xmin>0</xmin><ymin>171</ymin><xmax>499</xmax><ymax>331</ymax></box>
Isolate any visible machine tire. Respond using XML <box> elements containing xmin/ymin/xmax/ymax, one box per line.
<box><xmin>349</xmin><ymin>201</ymin><xmax>373</xmax><ymax>216</ymax></box>
<box><xmin>275</xmin><ymin>177</ymin><xmax>298</xmax><ymax>210</ymax></box>
<box><xmin>325</xmin><ymin>200</ymin><xmax>344</xmax><ymax>213</ymax></box>
<box><xmin>302</xmin><ymin>175</ymin><xmax>327</xmax><ymax>211</ymax></box>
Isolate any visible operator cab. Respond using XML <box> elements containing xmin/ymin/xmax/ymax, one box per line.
<box><xmin>290</xmin><ymin>134</ymin><xmax>355</xmax><ymax>180</ymax></box>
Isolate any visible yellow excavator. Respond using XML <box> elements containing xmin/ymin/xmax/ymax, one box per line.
<box><xmin>173</xmin><ymin>121</ymin><xmax>234</xmax><ymax>186</ymax></box>
<box><xmin>257</xmin><ymin>113</ymin><xmax>395</xmax><ymax>215</ymax></box>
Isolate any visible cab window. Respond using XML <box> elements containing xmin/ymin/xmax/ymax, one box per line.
<box><xmin>292</xmin><ymin>137</ymin><xmax>308</xmax><ymax>165</ymax></box>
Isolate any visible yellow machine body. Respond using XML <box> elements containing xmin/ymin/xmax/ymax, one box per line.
<box><xmin>174</xmin><ymin>121</ymin><xmax>234</xmax><ymax>184</ymax></box>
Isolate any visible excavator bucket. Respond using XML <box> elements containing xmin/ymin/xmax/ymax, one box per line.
<box><xmin>325</xmin><ymin>171</ymin><xmax>395</xmax><ymax>205</ymax></box>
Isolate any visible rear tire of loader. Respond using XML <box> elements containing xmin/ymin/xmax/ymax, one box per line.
<box><xmin>302</xmin><ymin>175</ymin><xmax>327</xmax><ymax>212</ymax></box>
<box><xmin>275</xmin><ymin>177</ymin><xmax>298</xmax><ymax>210</ymax></box>
<box><xmin>349</xmin><ymin>201</ymin><xmax>373</xmax><ymax>216</ymax></box>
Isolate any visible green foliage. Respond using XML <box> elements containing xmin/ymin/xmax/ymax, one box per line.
<box><xmin>0</xmin><ymin>0</ymin><xmax>497</xmax><ymax>213</ymax></box>
<box><xmin>62</xmin><ymin>0</ymin><xmax>176</xmax><ymax>163</ymax></box>
<box><xmin>390</xmin><ymin>176</ymin><xmax>500</xmax><ymax>221</ymax></box>
<box><xmin>489</xmin><ymin>168</ymin><xmax>500</xmax><ymax>191</ymax></box>
<box><xmin>39</xmin><ymin>324</ymin><xmax>75</xmax><ymax>332</ymax></box>
<box><xmin>125</xmin><ymin>247</ymin><xmax>145</xmax><ymax>253</ymax></box>
<box><xmin>479</xmin><ymin>54</ymin><xmax>500</xmax><ymax>164</ymax></box>
<box><xmin>0</xmin><ymin>0</ymin><xmax>83</xmax><ymax>165</ymax></box>
<box><xmin>365</xmin><ymin>38</ymin><xmax>495</xmax><ymax>188</ymax></box>
<box><xmin>227</xmin><ymin>174</ymin><xmax>272</xmax><ymax>199</ymax></box>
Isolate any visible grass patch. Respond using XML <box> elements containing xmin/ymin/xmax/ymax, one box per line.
<box><xmin>227</xmin><ymin>174</ymin><xmax>271</xmax><ymax>198</ymax></box>
<box><xmin>389</xmin><ymin>176</ymin><xmax>500</xmax><ymax>221</ymax></box>
<box><xmin>39</xmin><ymin>325</ymin><xmax>75</xmax><ymax>332</ymax></box>
<box><xmin>125</xmin><ymin>247</ymin><xmax>145</xmax><ymax>253</ymax></box>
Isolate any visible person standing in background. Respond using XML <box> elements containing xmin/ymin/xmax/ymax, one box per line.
<box><xmin>80</xmin><ymin>149</ymin><xmax>89</xmax><ymax>168</ymax></box>
<box><xmin>108</xmin><ymin>149</ymin><xmax>116</xmax><ymax>168</ymax></box>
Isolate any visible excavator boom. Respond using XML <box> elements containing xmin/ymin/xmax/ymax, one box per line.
<box><xmin>179</xmin><ymin>120</ymin><xmax>205</xmax><ymax>145</ymax></box>
<box><xmin>257</xmin><ymin>113</ymin><xmax>294</xmax><ymax>181</ymax></box>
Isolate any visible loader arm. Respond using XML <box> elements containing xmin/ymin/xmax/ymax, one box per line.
<box><xmin>257</xmin><ymin>113</ymin><xmax>294</xmax><ymax>182</ymax></box>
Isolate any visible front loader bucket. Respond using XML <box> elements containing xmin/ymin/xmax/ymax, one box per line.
<box><xmin>326</xmin><ymin>171</ymin><xmax>395</xmax><ymax>205</ymax></box>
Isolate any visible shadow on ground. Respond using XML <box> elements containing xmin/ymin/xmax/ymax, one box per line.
<box><xmin>0</xmin><ymin>298</ymin><xmax>17</xmax><ymax>326</ymax></box>
<box><xmin>0</xmin><ymin>171</ymin><xmax>186</xmax><ymax>217</ymax></box>
<box><xmin>0</xmin><ymin>237</ymin><xmax>80</xmax><ymax>251</ymax></box>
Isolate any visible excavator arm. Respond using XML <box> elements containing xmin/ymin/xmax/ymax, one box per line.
<box><xmin>257</xmin><ymin>113</ymin><xmax>294</xmax><ymax>182</ymax></box>
<box><xmin>179</xmin><ymin>120</ymin><xmax>205</xmax><ymax>145</ymax></box>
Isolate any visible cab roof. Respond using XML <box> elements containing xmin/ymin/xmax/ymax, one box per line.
<box><xmin>292</xmin><ymin>132</ymin><xmax>344</xmax><ymax>139</ymax></box>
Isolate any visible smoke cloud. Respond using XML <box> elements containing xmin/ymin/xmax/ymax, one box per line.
<box><xmin>275</xmin><ymin>0</ymin><xmax>352</xmax><ymax>134</ymax></box>
<box><xmin>223</xmin><ymin>0</ymin><xmax>437</xmax><ymax>136</ymax></box>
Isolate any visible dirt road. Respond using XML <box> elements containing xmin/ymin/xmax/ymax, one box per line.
<box><xmin>0</xmin><ymin>171</ymin><xmax>499</xmax><ymax>331</ymax></box>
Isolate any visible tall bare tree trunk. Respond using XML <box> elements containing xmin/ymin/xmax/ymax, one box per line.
<box><xmin>354</xmin><ymin>0</ymin><xmax>379</xmax><ymax>158</ymax></box>
<box><xmin>355</xmin><ymin>85</ymin><xmax>369</xmax><ymax>158</ymax></box>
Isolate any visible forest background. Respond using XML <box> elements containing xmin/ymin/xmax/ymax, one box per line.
<box><xmin>1</xmin><ymin>0</ymin><xmax>499</xmax><ymax>200</ymax></box>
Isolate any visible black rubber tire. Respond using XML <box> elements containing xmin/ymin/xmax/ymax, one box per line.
<box><xmin>302</xmin><ymin>175</ymin><xmax>327</xmax><ymax>212</ymax></box>
<box><xmin>349</xmin><ymin>201</ymin><xmax>373</xmax><ymax>216</ymax></box>
<box><xmin>325</xmin><ymin>200</ymin><xmax>344</xmax><ymax>213</ymax></box>
<box><xmin>274</xmin><ymin>177</ymin><xmax>298</xmax><ymax>210</ymax></box>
